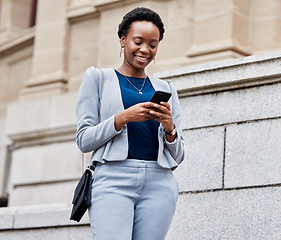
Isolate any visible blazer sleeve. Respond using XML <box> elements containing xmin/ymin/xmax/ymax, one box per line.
<box><xmin>76</xmin><ymin>67</ymin><xmax>121</xmax><ymax>153</ymax></box>
<box><xmin>164</xmin><ymin>80</ymin><xmax>185</xmax><ymax>165</ymax></box>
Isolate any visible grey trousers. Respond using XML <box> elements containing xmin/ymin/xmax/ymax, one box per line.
<box><xmin>88</xmin><ymin>159</ymin><xmax>179</xmax><ymax>240</ymax></box>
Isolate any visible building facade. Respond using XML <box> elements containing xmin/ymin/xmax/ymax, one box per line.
<box><xmin>0</xmin><ymin>0</ymin><xmax>281</xmax><ymax>239</ymax></box>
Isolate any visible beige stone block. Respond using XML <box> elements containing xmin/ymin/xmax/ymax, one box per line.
<box><xmin>20</xmin><ymin>81</ymin><xmax>68</xmax><ymax>100</ymax></box>
<box><xmin>7</xmin><ymin>98</ymin><xmax>50</xmax><ymax>136</ymax></box>
<box><xmin>11</xmin><ymin>0</ymin><xmax>32</xmax><ymax>30</ymax></box>
<box><xmin>0</xmin><ymin>0</ymin><xmax>32</xmax><ymax>32</ymax></box>
<box><xmin>0</xmin><ymin>78</ymin><xmax>8</xmax><ymax>112</ymax></box>
<box><xmin>251</xmin><ymin>19</ymin><xmax>280</xmax><ymax>50</ymax></box>
<box><xmin>157</xmin><ymin>25</ymin><xmax>193</xmax><ymax>59</ymax></box>
<box><xmin>233</xmin><ymin>0</ymin><xmax>251</xmax><ymax>16</ymax></box>
<box><xmin>184</xmin><ymin>50</ymin><xmax>246</xmax><ymax>67</ymax></box>
<box><xmin>11</xmin><ymin>141</ymin><xmax>80</xmax><ymax>186</ymax></box>
<box><xmin>31</xmin><ymin>49</ymin><xmax>67</xmax><ymax>77</ymax></box>
<box><xmin>7</xmin><ymin>55</ymin><xmax>32</xmax><ymax>103</ymax></box>
<box><xmin>8</xmin><ymin>180</ymin><xmax>78</xmax><ymax>206</ymax></box>
<box><xmin>98</xmin><ymin>32</ymin><xmax>120</xmax><ymax>67</ymax></box>
<box><xmin>36</xmin><ymin>0</ymin><xmax>68</xmax><ymax>25</ymax></box>
<box><xmin>194</xmin><ymin>0</ymin><xmax>232</xmax><ymax>18</ymax></box>
<box><xmin>167</xmin><ymin>0</ymin><xmax>194</xmax><ymax>29</ymax></box>
<box><xmin>35</xmin><ymin>21</ymin><xmax>68</xmax><ymax>51</ymax></box>
<box><xmin>49</xmin><ymin>92</ymin><xmax>77</xmax><ymax>128</ymax></box>
<box><xmin>232</xmin><ymin>13</ymin><xmax>249</xmax><ymax>47</ymax></box>
<box><xmin>193</xmin><ymin>14</ymin><xmax>232</xmax><ymax>44</ymax></box>
<box><xmin>68</xmin><ymin>75</ymin><xmax>85</xmax><ymax>92</ymax></box>
<box><xmin>0</xmin><ymin>0</ymin><xmax>11</xmax><ymax>30</ymax></box>
<box><xmin>0</xmin><ymin>44</ymin><xmax>33</xmax><ymax>107</ymax></box>
<box><xmin>7</xmin><ymin>92</ymin><xmax>77</xmax><ymax>139</ymax></box>
<box><xmin>68</xmin><ymin>45</ymin><xmax>98</xmax><ymax>80</ymax></box>
<box><xmin>251</xmin><ymin>0</ymin><xmax>280</xmax><ymax>18</ymax></box>
<box><xmin>68</xmin><ymin>18</ymin><xmax>99</xmax><ymax>78</ymax></box>
<box><xmin>68</xmin><ymin>0</ymin><xmax>92</xmax><ymax>8</ymax></box>
<box><xmin>69</xmin><ymin>18</ymin><xmax>99</xmax><ymax>49</ymax></box>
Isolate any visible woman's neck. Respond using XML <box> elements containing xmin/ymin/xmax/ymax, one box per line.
<box><xmin>117</xmin><ymin>65</ymin><xmax>146</xmax><ymax>78</ymax></box>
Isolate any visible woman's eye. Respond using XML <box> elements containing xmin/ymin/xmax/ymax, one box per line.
<box><xmin>134</xmin><ymin>42</ymin><xmax>142</xmax><ymax>45</ymax></box>
<box><xmin>150</xmin><ymin>45</ymin><xmax>157</xmax><ymax>49</ymax></box>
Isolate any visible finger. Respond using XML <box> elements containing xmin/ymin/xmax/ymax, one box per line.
<box><xmin>154</xmin><ymin>105</ymin><xmax>171</xmax><ymax>117</ymax></box>
<box><xmin>160</xmin><ymin>101</ymin><xmax>171</xmax><ymax>110</ymax></box>
<box><xmin>142</xmin><ymin>102</ymin><xmax>156</xmax><ymax>108</ymax></box>
<box><xmin>149</xmin><ymin>109</ymin><xmax>169</xmax><ymax>120</ymax></box>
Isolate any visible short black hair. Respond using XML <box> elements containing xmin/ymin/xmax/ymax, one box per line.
<box><xmin>118</xmin><ymin>7</ymin><xmax>165</xmax><ymax>41</ymax></box>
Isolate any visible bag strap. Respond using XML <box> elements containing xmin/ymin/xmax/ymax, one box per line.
<box><xmin>81</xmin><ymin>68</ymin><xmax>104</xmax><ymax>174</ymax></box>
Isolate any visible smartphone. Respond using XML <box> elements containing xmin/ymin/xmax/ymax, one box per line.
<box><xmin>150</xmin><ymin>91</ymin><xmax>171</xmax><ymax>104</ymax></box>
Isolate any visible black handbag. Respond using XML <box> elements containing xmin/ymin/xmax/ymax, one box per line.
<box><xmin>70</xmin><ymin>167</ymin><xmax>93</xmax><ymax>222</ymax></box>
<box><xmin>70</xmin><ymin>68</ymin><xmax>104</xmax><ymax>222</ymax></box>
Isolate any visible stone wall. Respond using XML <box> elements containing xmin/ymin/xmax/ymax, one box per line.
<box><xmin>1</xmin><ymin>0</ymin><xmax>281</xmax><ymax>239</ymax></box>
<box><xmin>159</xmin><ymin>51</ymin><xmax>281</xmax><ymax>239</ymax></box>
<box><xmin>1</xmin><ymin>51</ymin><xmax>281</xmax><ymax>239</ymax></box>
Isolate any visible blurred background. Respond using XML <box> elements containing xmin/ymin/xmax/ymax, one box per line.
<box><xmin>0</xmin><ymin>0</ymin><xmax>281</xmax><ymax>239</ymax></box>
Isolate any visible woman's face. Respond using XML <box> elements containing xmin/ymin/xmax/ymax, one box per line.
<box><xmin>120</xmin><ymin>21</ymin><xmax>160</xmax><ymax>72</ymax></box>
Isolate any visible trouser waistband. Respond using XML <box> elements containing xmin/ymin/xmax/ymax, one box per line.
<box><xmin>96</xmin><ymin>159</ymin><xmax>163</xmax><ymax>169</ymax></box>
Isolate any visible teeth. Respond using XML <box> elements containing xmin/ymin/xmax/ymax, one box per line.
<box><xmin>136</xmin><ymin>56</ymin><xmax>147</xmax><ymax>61</ymax></box>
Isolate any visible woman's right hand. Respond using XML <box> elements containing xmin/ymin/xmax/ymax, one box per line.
<box><xmin>114</xmin><ymin>102</ymin><xmax>155</xmax><ymax>131</ymax></box>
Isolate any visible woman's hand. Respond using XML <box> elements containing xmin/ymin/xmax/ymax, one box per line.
<box><xmin>149</xmin><ymin>102</ymin><xmax>177</xmax><ymax>142</ymax></box>
<box><xmin>114</xmin><ymin>102</ymin><xmax>155</xmax><ymax>131</ymax></box>
<box><xmin>149</xmin><ymin>102</ymin><xmax>173</xmax><ymax>130</ymax></box>
<box><xmin>114</xmin><ymin>101</ymin><xmax>176</xmax><ymax>142</ymax></box>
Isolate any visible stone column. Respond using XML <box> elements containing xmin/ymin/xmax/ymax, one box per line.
<box><xmin>250</xmin><ymin>0</ymin><xmax>281</xmax><ymax>52</ymax></box>
<box><xmin>0</xmin><ymin>0</ymin><xmax>33</xmax><ymax>43</ymax></box>
<box><xmin>20</xmin><ymin>0</ymin><xmax>69</xmax><ymax>99</ymax></box>
<box><xmin>186</xmin><ymin>0</ymin><xmax>252</xmax><ymax>65</ymax></box>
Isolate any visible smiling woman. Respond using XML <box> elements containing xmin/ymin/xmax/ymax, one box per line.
<box><xmin>75</xmin><ymin>7</ymin><xmax>185</xmax><ymax>240</ymax></box>
<box><xmin>119</xmin><ymin>21</ymin><xmax>159</xmax><ymax>75</ymax></box>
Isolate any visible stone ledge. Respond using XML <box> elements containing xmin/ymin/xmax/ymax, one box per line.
<box><xmin>0</xmin><ymin>27</ymin><xmax>34</xmax><ymax>57</ymax></box>
<box><xmin>155</xmin><ymin>51</ymin><xmax>281</xmax><ymax>97</ymax></box>
<box><xmin>67</xmin><ymin>4</ymin><xmax>99</xmax><ymax>22</ymax></box>
<box><xmin>6</xmin><ymin>92</ymin><xmax>77</xmax><ymax>147</ymax></box>
<box><xmin>0</xmin><ymin>203</ymin><xmax>89</xmax><ymax>230</ymax></box>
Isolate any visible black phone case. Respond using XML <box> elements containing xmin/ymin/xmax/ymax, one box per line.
<box><xmin>150</xmin><ymin>91</ymin><xmax>171</xmax><ymax>104</ymax></box>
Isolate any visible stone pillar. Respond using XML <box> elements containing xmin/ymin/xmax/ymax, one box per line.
<box><xmin>20</xmin><ymin>0</ymin><xmax>69</xmax><ymax>99</ymax></box>
<box><xmin>186</xmin><ymin>0</ymin><xmax>252</xmax><ymax>65</ymax></box>
<box><xmin>0</xmin><ymin>0</ymin><xmax>33</xmax><ymax>43</ymax></box>
<box><xmin>250</xmin><ymin>0</ymin><xmax>281</xmax><ymax>52</ymax></box>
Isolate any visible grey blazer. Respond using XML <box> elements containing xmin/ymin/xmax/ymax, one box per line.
<box><xmin>76</xmin><ymin>67</ymin><xmax>185</xmax><ymax>169</ymax></box>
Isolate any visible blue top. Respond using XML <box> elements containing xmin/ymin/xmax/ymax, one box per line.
<box><xmin>115</xmin><ymin>70</ymin><xmax>160</xmax><ymax>160</ymax></box>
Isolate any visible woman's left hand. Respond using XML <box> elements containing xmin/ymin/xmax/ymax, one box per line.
<box><xmin>149</xmin><ymin>102</ymin><xmax>174</xmax><ymax>133</ymax></box>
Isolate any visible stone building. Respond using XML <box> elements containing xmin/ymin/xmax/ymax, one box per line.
<box><xmin>0</xmin><ymin>0</ymin><xmax>281</xmax><ymax>239</ymax></box>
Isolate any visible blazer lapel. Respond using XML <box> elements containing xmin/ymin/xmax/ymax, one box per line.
<box><xmin>101</xmin><ymin>68</ymin><xmax>125</xmax><ymax>116</ymax></box>
<box><xmin>148</xmin><ymin>75</ymin><xmax>171</xmax><ymax>93</ymax></box>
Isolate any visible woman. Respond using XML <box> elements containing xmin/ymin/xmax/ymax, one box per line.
<box><xmin>76</xmin><ymin>7</ymin><xmax>184</xmax><ymax>240</ymax></box>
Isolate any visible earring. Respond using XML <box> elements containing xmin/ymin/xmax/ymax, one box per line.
<box><xmin>119</xmin><ymin>47</ymin><xmax>124</xmax><ymax>57</ymax></box>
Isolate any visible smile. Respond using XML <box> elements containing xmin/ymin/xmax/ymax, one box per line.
<box><xmin>135</xmin><ymin>55</ymin><xmax>149</xmax><ymax>62</ymax></box>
